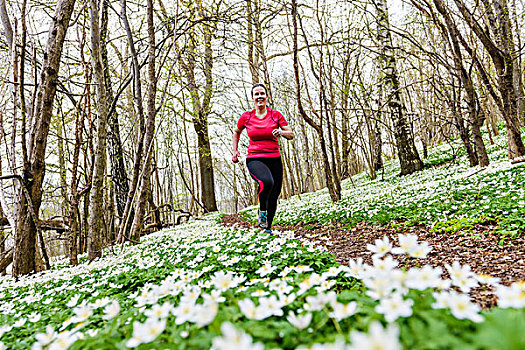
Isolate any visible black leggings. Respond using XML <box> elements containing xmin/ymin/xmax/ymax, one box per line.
<box><xmin>246</xmin><ymin>157</ymin><xmax>283</xmax><ymax>229</ymax></box>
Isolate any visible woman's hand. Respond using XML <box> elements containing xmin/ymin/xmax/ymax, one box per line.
<box><xmin>232</xmin><ymin>150</ymin><xmax>240</xmax><ymax>163</ymax></box>
<box><xmin>273</xmin><ymin>126</ymin><xmax>294</xmax><ymax>140</ymax></box>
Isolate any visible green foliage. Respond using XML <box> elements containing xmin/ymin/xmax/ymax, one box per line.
<box><xmin>471</xmin><ymin>309</ymin><xmax>525</xmax><ymax>349</ymax></box>
<box><xmin>270</xmin><ymin>130</ymin><xmax>525</xmax><ymax>239</ymax></box>
<box><xmin>432</xmin><ymin>217</ymin><xmax>488</xmax><ymax>234</ymax></box>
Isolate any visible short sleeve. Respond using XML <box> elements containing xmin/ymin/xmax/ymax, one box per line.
<box><xmin>277</xmin><ymin>111</ymin><xmax>288</xmax><ymax>127</ymax></box>
<box><xmin>236</xmin><ymin>113</ymin><xmax>247</xmax><ymax>130</ymax></box>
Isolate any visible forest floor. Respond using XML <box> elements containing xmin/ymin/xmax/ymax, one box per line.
<box><xmin>221</xmin><ymin>214</ymin><xmax>525</xmax><ymax>310</ymax></box>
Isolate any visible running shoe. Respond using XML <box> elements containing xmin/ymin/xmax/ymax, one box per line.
<box><xmin>265</xmin><ymin>229</ymin><xmax>272</xmax><ymax>234</ymax></box>
<box><xmin>258</xmin><ymin>210</ymin><xmax>268</xmax><ymax>229</ymax></box>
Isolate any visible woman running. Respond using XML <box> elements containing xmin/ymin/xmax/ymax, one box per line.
<box><xmin>232</xmin><ymin>83</ymin><xmax>294</xmax><ymax>233</ymax></box>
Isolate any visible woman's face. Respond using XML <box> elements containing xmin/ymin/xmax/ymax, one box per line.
<box><xmin>252</xmin><ymin>86</ymin><xmax>267</xmax><ymax>109</ymax></box>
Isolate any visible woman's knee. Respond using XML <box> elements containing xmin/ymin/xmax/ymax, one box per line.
<box><xmin>262</xmin><ymin>177</ymin><xmax>274</xmax><ymax>190</ymax></box>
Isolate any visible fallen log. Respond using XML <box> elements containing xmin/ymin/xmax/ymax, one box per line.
<box><xmin>0</xmin><ymin>249</ymin><xmax>13</xmax><ymax>271</ymax></box>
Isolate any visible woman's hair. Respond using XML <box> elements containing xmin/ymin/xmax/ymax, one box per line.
<box><xmin>251</xmin><ymin>83</ymin><xmax>268</xmax><ymax>97</ymax></box>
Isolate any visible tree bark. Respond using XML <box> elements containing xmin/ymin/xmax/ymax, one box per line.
<box><xmin>101</xmin><ymin>0</ymin><xmax>129</xmax><ymax>220</ymax></box>
<box><xmin>432</xmin><ymin>0</ymin><xmax>489</xmax><ymax>166</ymax></box>
<box><xmin>454</xmin><ymin>0</ymin><xmax>525</xmax><ymax>159</ymax></box>
<box><xmin>292</xmin><ymin>0</ymin><xmax>340</xmax><ymax>202</ymax></box>
<box><xmin>88</xmin><ymin>0</ymin><xmax>109</xmax><ymax>260</ymax></box>
<box><xmin>12</xmin><ymin>0</ymin><xmax>76</xmax><ymax>277</ymax></box>
<box><xmin>374</xmin><ymin>0</ymin><xmax>423</xmax><ymax>175</ymax></box>
<box><xmin>129</xmin><ymin>0</ymin><xmax>158</xmax><ymax>241</ymax></box>
<box><xmin>180</xmin><ymin>1</ymin><xmax>218</xmax><ymax>213</ymax></box>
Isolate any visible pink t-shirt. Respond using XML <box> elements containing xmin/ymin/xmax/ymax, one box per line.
<box><xmin>237</xmin><ymin>108</ymin><xmax>289</xmax><ymax>158</ymax></box>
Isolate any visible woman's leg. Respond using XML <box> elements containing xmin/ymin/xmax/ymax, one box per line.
<box><xmin>266</xmin><ymin>157</ymin><xmax>283</xmax><ymax>229</ymax></box>
<box><xmin>246</xmin><ymin>159</ymin><xmax>274</xmax><ymax>212</ymax></box>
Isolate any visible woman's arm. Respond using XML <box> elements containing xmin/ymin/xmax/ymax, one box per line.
<box><xmin>273</xmin><ymin>125</ymin><xmax>294</xmax><ymax>140</ymax></box>
<box><xmin>232</xmin><ymin>127</ymin><xmax>242</xmax><ymax>162</ymax></box>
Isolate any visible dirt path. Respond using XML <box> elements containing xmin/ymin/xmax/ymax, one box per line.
<box><xmin>221</xmin><ymin>214</ymin><xmax>525</xmax><ymax>309</ymax></box>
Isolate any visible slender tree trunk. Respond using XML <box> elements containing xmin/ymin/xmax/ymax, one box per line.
<box><xmin>129</xmin><ymin>0</ymin><xmax>157</xmax><ymax>241</ymax></box>
<box><xmin>117</xmin><ymin>0</ymin><xmax>146</xmax><ymax>243</ymax></box>
<box><xmin>101</xmin><ymin>0</ymin><xmax>129</xmax><ymax>221</ymax></box>
<box><xmin>88</xmin><ymin>0</ymin><xmax>109</xmax><ymax>260</ymax></box>
<box><xmin>292</xmin><ymin>0</ymin><xmax>340</xmax><ymax>202</ymax></box>
<box><xmin>454</xmin><ymin>0</ymin><xmax>525</xmax><ymax>160</ymax></box>
<box><xmin>180</xmin><ymin>1</ymin><xmax>218</xmax><ymax>213</ymax></box>
<box><xmin>12</xmin><ymin>0</ymin><xmax>76</xmax><ymax>277</ymax></box>
<box><xmin>431</xmin><ymin>0</ymin><xmax>489</xmax><ymax>166</ymax></box>
<box><xmin>374</xmin><ymin>0</ymin><xmax>423</xmax><ymax>175</ymax></box>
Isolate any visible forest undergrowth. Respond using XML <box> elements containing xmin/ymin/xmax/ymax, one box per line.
<box><xmin>0</xmin><ymin>128</ymin><xmax>524</xmax><ymax>349</ymax></box>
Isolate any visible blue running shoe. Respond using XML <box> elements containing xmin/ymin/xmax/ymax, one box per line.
<box><xmin>265</xmin><ymin>229</ymin><xmax>272</xmax><ymax>234</ymax></box>
<box><xmin>258</xmin><ymin>210</ymin><xmax>268</xmax><ymax>229</ymax></box>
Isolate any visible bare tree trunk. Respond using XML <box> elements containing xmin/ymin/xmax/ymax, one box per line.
<box><xmin>129</xmin><ymin>0</ymin><xmax>157</xmax><ymax>241</ymax></box>
<box><xmin>88</xmin><ymin>0</ymin><xmax>109</xmax><ymax>260</ymax></box>
<box><xmin>454</xmin><ymin>0</ymin><xmax>525</xmax><ymax>160</ymax></box>
<box><xmin>299</xmin><ymin>117</ymin><xmax>314</xmax><ymax>192</ymax></box>
<box><xmin>12</xmin><ymin>0</ymin><xmax>76</xmax><ymax>277</ymax></box>
<box><xmin>101</xmin><ymin>0</ymin><xmax>129</xmax><ymax>221</ymax></box>
<box><xmin>180</xmin><ymin>1</ymin><xmax>218</xmax><ymax>213</ymax></box>
<box><xmin>246</xmin><ymin>0</ymin><xmax>259</xmax><ymax>83</ymax></box>
<box><xmin>374</xmin><ymin>0</ymin><xmax>423</xmax><ymax>175</ymax></box>
<box><xmin>292</xmin><ymin>0</ymin><xmax>340</xmax><ymax>202</ymax></box>
<box><xmin>117</xmin><ymin>0</ymin><xmax>146</xmax><ymax>243</ymax></box>
<box><xmin>431</xmin><ymin>0</ymin><xmax>489</xmax><ymax>166</ymax></box>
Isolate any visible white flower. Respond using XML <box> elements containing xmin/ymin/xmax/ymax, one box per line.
<box><xmin>408</xmin><ymin>241</ymin><xmax>432</xmax><ymax>258</ymax></box>
<box><xmin>448</xmin><ymin>293</ymin><xmax>483</xmax><ymax>322</ymax></box>
<box><xmin>366</xmin><ymin>236</ymin><xmax>392</xmax><ymax>258</ymax></box>
<box><xmin>192</xmin><ymin>301</ymin><xmax>218</xmax><ymax>327</ymax></box>
<box><xmin>71</xmin><ymin>304</ymin><xmax>92</xmax><ymax>323</ymax></box>
<box><xmin>203</xmin><ymin>290</ymin><xmax>226</xmax><ymax>304</ymax></box>
<box><xmin>125</xmin><ymin>317</ymin><xmax>166</xmax><ymax>348</ymax></box>
<box><xmin>172</xmin><ymin>300</ymin><xmax>196</xmax><ymax>325</ymax></box>
<box><xmin>251</xmin><ymin>289</ymin><xmax>269</xmax><ymax>297</ymax></box>
<box><xmin>329</xmin><ymin>301</ymin><xmax>357</xmax><ymax>321</ymax></box>
<box><xmin>452</xmin><ymin>276</ymin><xmax>479</xmax><ymax>293</ymax></box>
<box><xmin>13</xmin><ymin>318</ymin><xmax>27</xmax><ymax>328</ymax></box>
<box><xmin>391</xmin><ymin>234</ymin><xmax>419</xmax><ymax>255</ymax></box>
<box><xmin>363</xmin><ymin>275</ymin><xmax>397</xmax><ymax>300</ymax></box>
<box><xmin>92</xmin><ymin>296</ymin><xmax>111</xmax><ymax>309</ymax></box>
<box><xmin>375</xmin><ymin>294</ymin><xmax>414</xmax><ymax>322</ymax></box>
<box><xmin>324</xmin><ymin>266</ymin><xmax>342</xmax><ymax>278</ymax></box>
<box><xmin>405</xmin><ymin>266</ymin><xmax>443</xmax><ymax>290</ymax></box>
<box><xmin>298</xmin><ymin>273</ymin><xmax>325</xmax><ymax>294</ymax></box>
<box><xmin>371</xmin><ymin>256</ymin><xmax>399</xmax><ymax>275</ymax></box>
<box><xmin>211</xmin><ymin>322</ymin><xmax>264</xmax><ymax>350</ymax></box>
<box><xmin>34</xmin><ymin>325</ymin><xmax>57</xmax><ymax>347</ymax></box>
<box><xmin>211</xmin><ymin>271</ymin><xmax>239</xmax><ymax>292</ymax></box>
<box><xmin>144</xmin><ymin>302</ymin><xmax>173</xmax><ymax>319</ymax></box>
<box><xmin>279</xmin><ymin>293</ymin><xmax>296</xmax><ymax>306</ymax></box>
<box><xmin>294</xmin><ymin>265</ymin><xmax>313</xmax><ymax>273</ymax></box>
<box><xmin>48</xmin><ymin>330</ymin><xmax>80</xmax><ymax>350</ymax></box>
<box><xmin>496</xmin><ymin>282</ymin><xmax>525</xmax><ymax>308</ymax></box>
<box><xmin>258</xmin><ymin>295</ymin><xmax>284</xmax><ymax>317</ymax></box>
<box><xmin>238</xmin><ymin>299</ymin><xmax>258</xmax><ymax>319</ymax></box>
<box><xmin>287</xmin><ymin>311</ymin><xmax>312</xmax><ymax>330</ymax></box>
<box><xmin>475</xmin><ymin>273</ymin><xmax>501</xmax><ymax>286</ymax></box>
<box><xmin>255</xmin><ymin>262</ymin><xmax>278</xmax><ymax>277</ymax></box>
<box><xmin>445</xmin><ymin>261</ymin><xmax>474</xmax><ymax>281</ymax></box>
<box><xmin>102</xmin><ymin>300</ymin><xmax>121</xmax><ymax>320</ymax></box>
<box><xmin>0</xmin><ymin>325</ymin><xmax>12</xmax><ymax>338</ymax></box>
<box><xmin>346</xmin><ymin>258</ymin><xmax>365</xmax><ymax>278</ymax></box>
<box><xmin>305</xmin><ymin>292</ymin><xmax>337</xmax><ymax>311</ymax></box>
<box><xmin>348</xmin><ymin>321</ymin><xmax>401</xmax><ymax>350</ymax></box>
<box><xmin>28</xmin><ymin>312</ymin><xmax>42</xmax><ymax>323</ymax></box>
